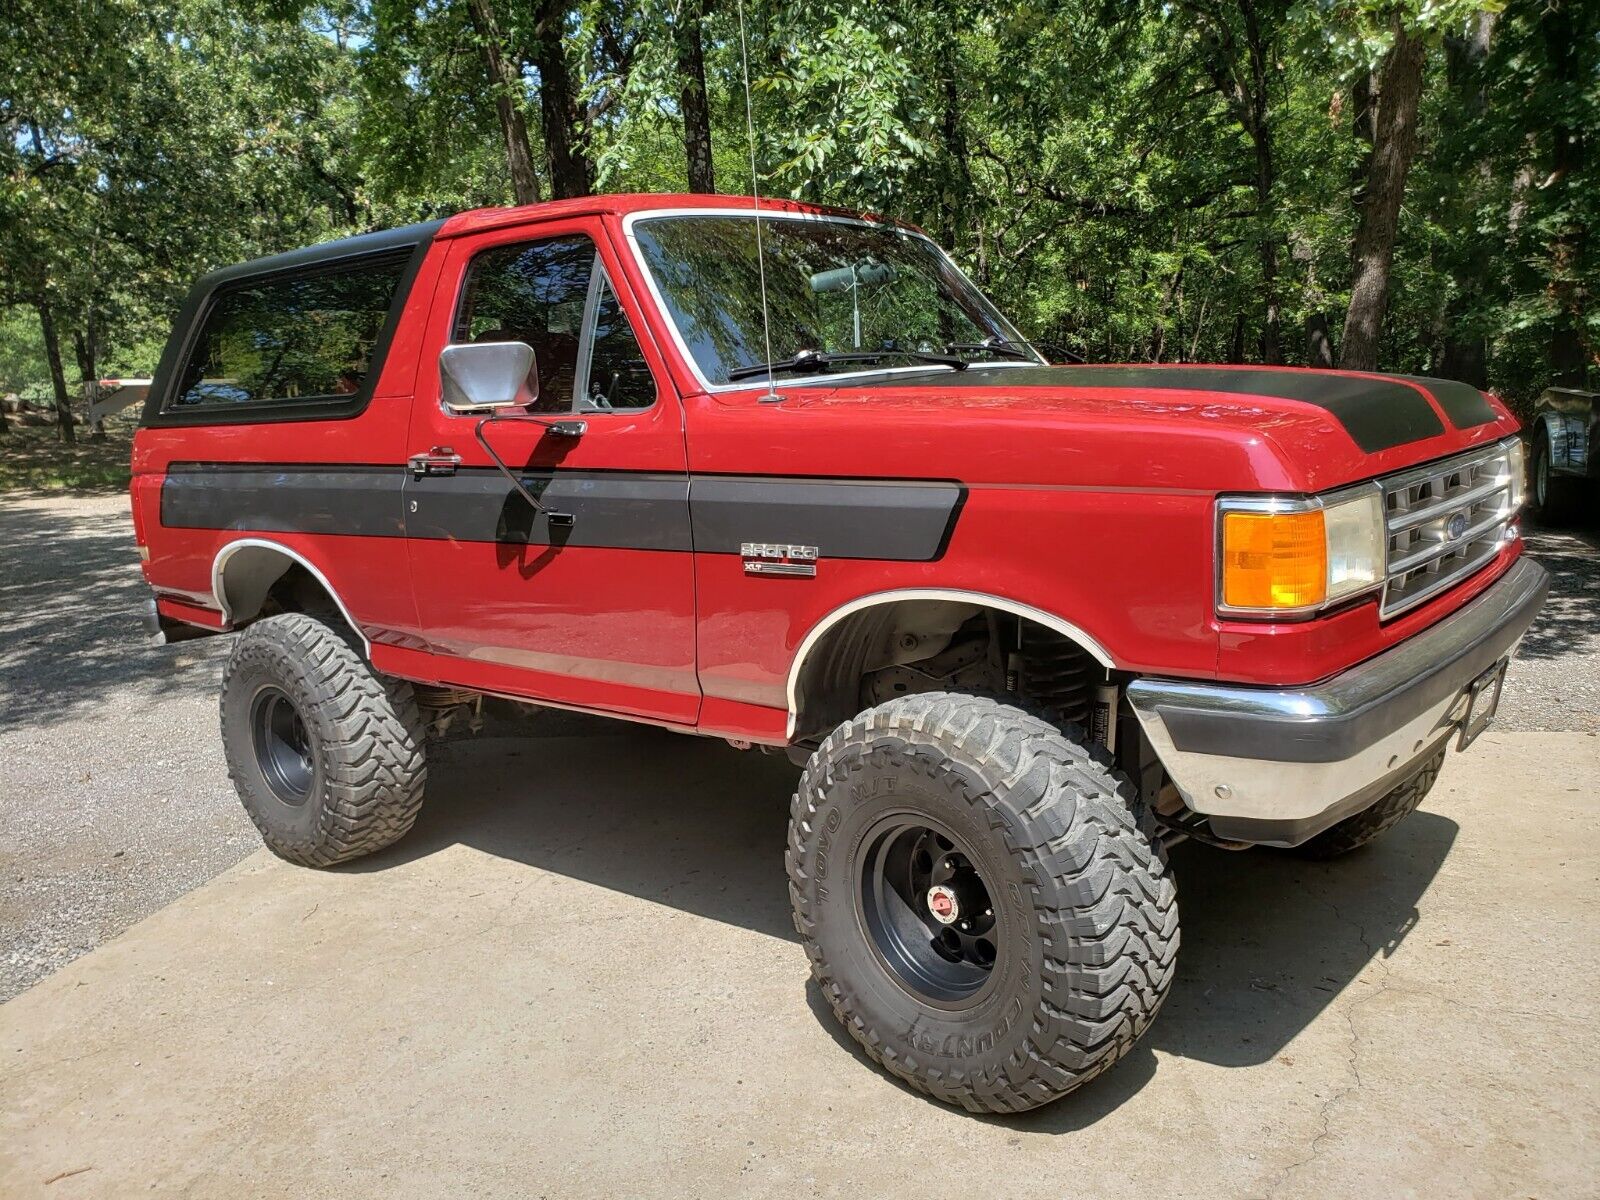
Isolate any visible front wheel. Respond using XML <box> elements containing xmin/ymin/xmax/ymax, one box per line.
<box><xmin>220</xmin><ymin>613</ymin><xmax>428</xmax><ymax>866</ymax></box>
<box><xmin>787</xmin><ymin>693</ymin><xmax>1178</xmax><ymax>1113</ymax></box>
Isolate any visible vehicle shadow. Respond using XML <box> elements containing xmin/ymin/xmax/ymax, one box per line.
<box><xmin>351</xmin><ymin>719</ymin><xmax>1458</xmax><ymax>1130</ymax></box>
<box><xmin>0</xmin><ymin>496</ymin><xmax>229</xmax><ymax>733</ymax></box>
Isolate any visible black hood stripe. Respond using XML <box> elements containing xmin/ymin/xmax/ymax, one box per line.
<box><xmin>850</xmin><ymin>364</ymin><xmax>1468</xmax><ymax>453</ymax></box>
<box><xmin>1398</xmin><ymin>374</ymin><xmax>1498</xmax><ymax>429</ymax></box>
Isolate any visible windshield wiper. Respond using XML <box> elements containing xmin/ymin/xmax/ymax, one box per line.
<box><xmin>726</xmin><ymin>347</ymin><xmax>967</xmax><ymax>382</ymax></box>
<box><xmin>945</xmin><ymin>336</ymin><xmax>1085</xmax><ymax>364</ymax></box>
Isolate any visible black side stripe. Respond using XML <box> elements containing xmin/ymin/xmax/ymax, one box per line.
<box><xmin>409</xmin><ymin>469</ymin><xmax>693</xmax><ymax>550</ymax></box>
<box><xmin>160</xmin><ymin>463</ymin><xmax>965</xmax><ymax>561</ymax></box>
<box><xmin>690</xmin><ymin>476</ymin><xmax>962</xmax><ymax>561</ymax></box>
<box><xmin>161</xmin><ymin>464</ymin><xmax>407</xmax><ymax>537</ymax></box>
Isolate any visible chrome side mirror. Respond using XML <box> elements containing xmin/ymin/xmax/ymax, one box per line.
<box><xmin>439</xmin><ymin>341</ymin><xmax>539</xmax><ymax>412</ymax></box>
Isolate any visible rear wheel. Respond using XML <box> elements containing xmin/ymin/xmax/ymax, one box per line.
<box><xmin>1291</xmin><ymin>748</ymin><xmax>1444</xmax><ymax>860</ymax></box>
<box><xmin>787</xmin><ymin>692</ymin><xmax>1178</xmax><ymax>1113</ymax></box>
<box><xmin>220</xmin><ymin>613</ymin><xmax>427</xmax><ymax>866</ymax></box>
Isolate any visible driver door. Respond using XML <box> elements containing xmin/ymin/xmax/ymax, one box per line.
<box><xmin>402</xmin><ymin>217</ymin><xmax>698</xmax><ymax>724</ymax></box>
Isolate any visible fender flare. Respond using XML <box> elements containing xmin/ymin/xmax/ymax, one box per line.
<box><xmin>210</xmin><ymin>537</ymin><xmax>369</xmax><ymax>656</ymax></box>
<box><xmin>784</xmin><ymin>588</ymin><xmax>1117</xmax><ymax>738</ymax></box>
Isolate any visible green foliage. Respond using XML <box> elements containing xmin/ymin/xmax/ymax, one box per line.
<box><xmin>0</xmin><ymin>0</ymin><xmax>1593</xmax><ymax>415</ymax></box>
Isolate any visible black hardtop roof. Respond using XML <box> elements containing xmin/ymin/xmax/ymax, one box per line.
<box><xmin>195</xmin><ymin>218</ymin><xmax>447</xmax><ymax>291</ymax></box>
<box><xmin>143</xmin><ymin>218</ymin><xmax>446</xmax><ymax>428</ymax></box>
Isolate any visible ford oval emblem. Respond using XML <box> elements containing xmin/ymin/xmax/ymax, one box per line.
<box><xmin>1446</xmin><ymin>512</ymin><xmax>1469</xmax><ymax>541</ymax></box>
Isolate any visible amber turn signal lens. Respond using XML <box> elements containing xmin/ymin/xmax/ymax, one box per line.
<box><xmin>1221</xmin><ymin>510</ymin><xmax>1328</xmax><ymax>610</ymax></box>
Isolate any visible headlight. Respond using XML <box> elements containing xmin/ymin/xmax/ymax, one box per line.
<box><xmin>1218</xmin><ymin>486</ymin><xmax>1385</xmax><ymax>617</ymax></box>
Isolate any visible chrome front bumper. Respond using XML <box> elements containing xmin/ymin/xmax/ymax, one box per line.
<box><xmin>1126</xmin><ymin>557</ymin><xmax>1550</xmax><ymax>847</ymax></box>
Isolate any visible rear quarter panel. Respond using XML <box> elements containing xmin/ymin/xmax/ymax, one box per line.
<box><xmin>131</xmin><ymin>242</ymin><xmax>449</xmax><ymax>647</ymax></box>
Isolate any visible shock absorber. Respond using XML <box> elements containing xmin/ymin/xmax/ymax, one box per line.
<box><xmin>1090</xmin><ymin>671</ymin><xmax>1118</xmax><ymax>750</ymax></box>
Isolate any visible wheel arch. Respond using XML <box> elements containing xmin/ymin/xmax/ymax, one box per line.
<box><xmin>785</xmin><ymin>588</ymin><xmax>1115</xmax><ymax>740</ymax></box>
<box><xmin>211</xmin><ymin>538</ymin><xmax>369</xmax><ymax>656</ymax></box>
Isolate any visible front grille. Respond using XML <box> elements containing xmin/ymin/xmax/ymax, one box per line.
<box><xmin>1380</xmin><ymin>441</ymin><xmax>1518</xmax><ymax>618</ymax></box>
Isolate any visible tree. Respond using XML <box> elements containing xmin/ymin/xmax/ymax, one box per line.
<box><xmin>465</xmin><ymin>0</ymin><xmax>543</xmax><ymax>205</ymax></box>
<box><xmin>1339</xmin><ymin>19</ymin><xmax>1427</xmax><ymax>370</ymax></box>
<box><xmin>675</xmin><ymin>0</ymin><xmax>716</xmax><ymax>192</ymax></box>
<box><xmin>1180</xmin><ymin>0</ymin><xmax>1293</xmax><ymax>364</ymax></box>
<box><xmin>2</xmin><ymin>0</ymin><xmax>1591</xmax><ymax>418</ymax></box>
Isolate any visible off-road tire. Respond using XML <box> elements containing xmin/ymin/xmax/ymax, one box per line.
<box><xmin>1529</xmin><ymin>429</ymin><xmax>1583</xmax><ymax>526</ymax></box>
<box><xmin>1291</xmin><ymin>748</ymin><xmax>1445</xmax><ymax>860</ymax></box>
<box><xmin>220</xmin><ymin>613</ymin><xmax>427</xmax><ymax>867</ymax></box>
<box><xmin>787</xmin><ymin>692</ymin><xmax>1179</xmax><ymax>1113</ymax></box>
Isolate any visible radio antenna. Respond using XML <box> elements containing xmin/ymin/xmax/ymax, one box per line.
<box><xmin>735</xmin><ymin>0</ymin><xmax>780</xmax><ymax>402</ymax></box>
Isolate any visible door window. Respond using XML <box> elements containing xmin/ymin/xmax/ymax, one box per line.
<box><xmin>454</xmin><ymin>235</ymin><xmax>655</xmax><ymax>412</ymax></box>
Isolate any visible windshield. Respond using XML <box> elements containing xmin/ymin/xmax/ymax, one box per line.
<box><xmin>630</xmin><ymin>213</ymin><xmax>1040</xmax><ymax>386</ymax></box>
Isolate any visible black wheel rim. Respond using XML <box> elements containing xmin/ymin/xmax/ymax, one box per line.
<box><xmin>1535</xmin><ymin>448</ymin><xmax>1548</xmax><ymax>506</ymax></box>
<box><xmin>858</xmin><ymin>817</ymin><xmax>999</xmax><ymax>1005</ymax></box>
<box><xmin>250</xmin><ymin>686</ymin><xmax>315</xmax><ymax>806</ymax></box>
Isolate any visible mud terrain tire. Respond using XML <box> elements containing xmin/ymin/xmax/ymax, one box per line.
<box><xmin>787</xmin><ymin>692</ymin><xmax>1178</xmax><ymax>1113</ymax></box>
<box><xmin>220</xmin><ymin>613</ymin><xmax>427</xmax><ymax>866</ymax></box>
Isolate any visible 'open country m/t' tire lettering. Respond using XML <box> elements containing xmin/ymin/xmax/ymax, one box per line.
<box><xmin>787</xmin><ymin>693</ymin><xmax>1179</xmax><ymax>1113</ymax></box>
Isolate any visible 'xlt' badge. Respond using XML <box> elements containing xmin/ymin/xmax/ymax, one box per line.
<box><xmin>741</xmin><ymin>543</ymin><xmax>819</xmax><ymax>577</ymax></box>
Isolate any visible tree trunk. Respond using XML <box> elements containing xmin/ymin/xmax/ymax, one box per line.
<box><xmin>37</xmin><ymin>299</ymin><xmax>75</xmax><ymax>444</ymax></box>
<box><xmin>1228</xmin><ymin>312</ymin><xmax>1246</xmax><ymax>363</ymax></box>
<box><xmin>466</xmin><ymin>0</ymin><xmax>542</xmax><ymax>206</ymax></box>
<box><xmin>1439</xmin><ymin>325</ymin><xmax>1488</xmax><ymax>388</ymax></box>
<box><xmin>73</xmin><ymin>329</ymin><xmax>108</xmax><ymax>441</ymax></box>
<box><xmin>936</xmin><ymin>33</ymin><xmax>971</xmax><ymax>251</ymax></box>
<box><xmin>1255</xmin><ymin>150</ymin><xmax>1281</xmax><ymax>364</ymax></box>
<box><xmin>1543</xmin><ymin>1</ymin><xmax>1590</xmax><ymax>387</ymax></box>
<box><xmin>676</xmin><ymin>0</ymin><xmax>715</xmax><ymax>193</ymax></box>
<box><xmin>1431</xmin><ymin>15</ymin><xmax>1494</xmax><ymax>386</ymax></box>
<box><xmin>532</xmin><ymin>0</ymin><xmax>593</xmax><ymax>200</ymax></box>
<box><xmin>1242</xmin><ymin>5</ymin><xmax>1281</xmax><ymax>364</ymax></box>
<box><xmin>1349</xmin><ymin>68</ymin><xmax>1375</xmax><ymax>201</ymax></box>
<box><xmin>1339</xmin><ymin>23</ymin><xmax>1427</xmax><ymax>372</ymax></box>
<box><xmin>1304</xmin><ymin>312</ymin><xmax>1334</xmax><ymax>367</ymax></box>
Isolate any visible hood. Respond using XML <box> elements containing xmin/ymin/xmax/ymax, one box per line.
<box><xmin>762</xmin><ymin>363</ymin><xmax>1518</xmax><ymax>493</ymax></box>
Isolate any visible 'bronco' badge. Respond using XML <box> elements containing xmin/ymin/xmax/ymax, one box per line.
<box><xmin>741</xmin><ymin>543</ymin><xmax>819</xmax><ymax>577</ymax></box>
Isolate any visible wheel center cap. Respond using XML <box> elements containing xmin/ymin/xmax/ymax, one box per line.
<box><xmin>926</xmin><ymin>884</ymin><xmax>959</xmax><ymax>925</ymax></box>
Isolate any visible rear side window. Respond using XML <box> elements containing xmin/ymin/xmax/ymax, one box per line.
<box><xmin>169</xmin><ymin>255</ymin><xmax>407</xmax><ymax>412</ymax></box>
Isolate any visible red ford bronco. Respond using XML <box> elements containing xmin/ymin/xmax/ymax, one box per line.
<box><xmin>132</xmin><ymin>193</ymin><xmax>1548</xmax><ymax>1112</ymax></box>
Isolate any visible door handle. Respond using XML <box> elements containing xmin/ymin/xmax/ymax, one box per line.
<box><xmin>408</xmin><ymin>446</ymin><xmax>461</xmax><ymax>476</ymax></box>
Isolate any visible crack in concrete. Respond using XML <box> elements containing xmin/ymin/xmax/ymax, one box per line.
<box><xmin>1257</xmin><ymin>890</ymin><xmax>1392</xmax><ymax>1198</ymax></box>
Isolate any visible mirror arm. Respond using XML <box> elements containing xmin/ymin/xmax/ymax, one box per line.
<box><xmin>472</xmin><ymin>409</ymin><xmax>587</xmax><ymax>528</ymax></box>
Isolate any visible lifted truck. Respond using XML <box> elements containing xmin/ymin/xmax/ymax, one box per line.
<box><xmin>132</xmin><ymin>193</ymin><xmax>1548</xmax><ymax>1113</ymax></box>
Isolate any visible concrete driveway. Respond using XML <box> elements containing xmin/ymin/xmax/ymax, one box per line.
<box><xmin>2</xmin><ymin>493</ymin><xmax>1598</xmax><ymax>1197</ymax></box>
<box><xmin>4</xmin><ymin>728</ymin><xmax>1598</xmax><ymax>1197</ymax></box>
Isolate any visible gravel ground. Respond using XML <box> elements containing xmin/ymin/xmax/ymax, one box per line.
<box><xmin>1</xmin><ymin>490</ymin><xmax>1595</xmax><ymax>1002</ymax></box>
<box><xmin>1499</xmin><ymin>523</ymin><xmax>1600</xmax><ymax>731</ymax></box>
<box><xmin>0</xmin><ymin>494</ymin><xmax>245</xmax><ymax>1000</ymax></box>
